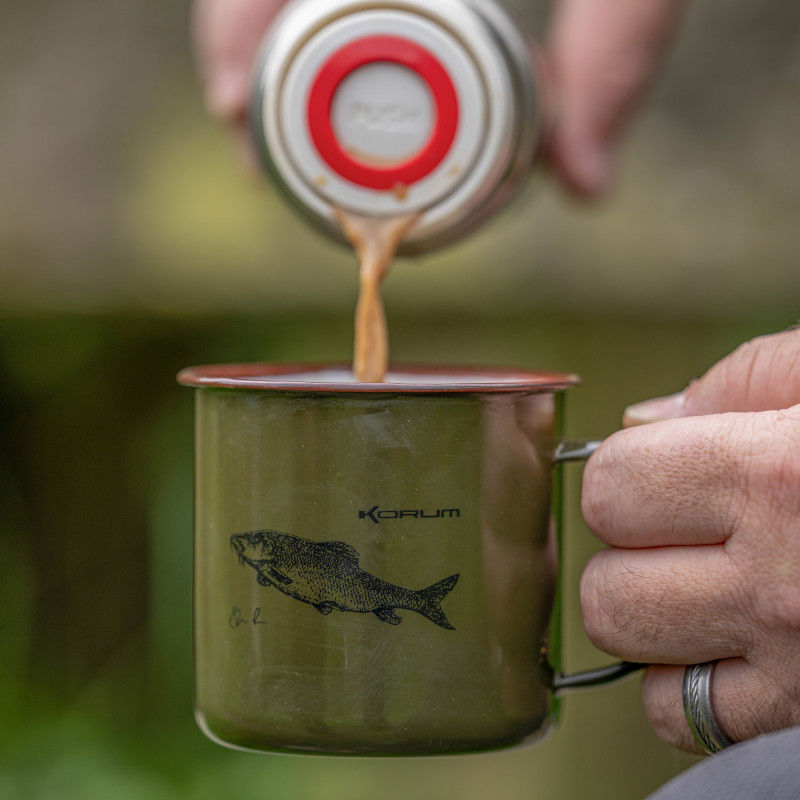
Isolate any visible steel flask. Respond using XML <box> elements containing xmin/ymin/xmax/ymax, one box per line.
<box><xmin>250</xmin><ymin>0</ymin><xmax>544</xmax><ymax>253</ymax></box>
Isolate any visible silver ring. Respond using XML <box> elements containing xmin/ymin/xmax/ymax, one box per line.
<box><xmin>683</xmin><ymin>661</ymin><xmax>734</xmax><ymax>754</ymax></box>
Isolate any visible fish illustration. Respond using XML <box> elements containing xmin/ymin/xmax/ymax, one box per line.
<box><xmin>230</xmin><ymin>530</ymin><xmax>459</xmax><ymax>630</ymax></box>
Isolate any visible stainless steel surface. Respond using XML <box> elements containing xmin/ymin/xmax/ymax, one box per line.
<box><xmin>554</xmin><ymin>661</ymin><xmax>644</xmax><ymax>692</ymax></box>
<box><xmin>553</xmin><ymin>439</ymin><xmax>603</xmax><ymax>463</ymax></box>
<box><xmin>193</xmin><ymin>382</ymin><xmax>560</xmax><ymax>754</ymax></box>
<box><xmin>683</xmin><ymin>662</ymin><xmax>735</xmax><ymax>755</ymax></box>
<box><xmin>250</xmin><ymin>0</ymin><xmax>541</xmax><ymax>253</ymax></box>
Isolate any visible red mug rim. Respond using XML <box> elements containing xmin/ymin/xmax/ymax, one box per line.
<box><xmin>176</xmin><ymin>363</ymin><xmax>580</xmax><ymax>394</ymax></box>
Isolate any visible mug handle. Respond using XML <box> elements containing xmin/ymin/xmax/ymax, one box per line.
<box><xmin>550</xmin><ymin>439</ymin><xmax>645</xmax><ymax>692</ymax></box>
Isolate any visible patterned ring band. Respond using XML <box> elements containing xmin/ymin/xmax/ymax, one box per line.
<box><xmin>683</xmin><ymin>661</ymin><xmax>735</xmax><ymax>755</ymax></box>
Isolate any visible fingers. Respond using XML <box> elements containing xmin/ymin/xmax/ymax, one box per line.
<box><xmin>545</xmin><ymin>0</ymin><xmax>685</xmax><ymax>196</ymax></box>
<box><xmin>642</xmin><ymin>660</ymin><xmax>800</xmax><ymax>753</ymax></box>
<box><xmin>586</xmin><ymin>329</ymin><xmax>800</xmax><ymax>752</ymax></box>
<box><xmin>192</xmin><ymin>0</ymin><xmax>285</xmax><ymax>124</ymax></box>
<box><xmin>582</xmin><ymin>403</ymin><xmax>800</xmax><ymax>751</ymax></box>
<box><xmin>582</xmin><ymin>413</ymin><xmax>754</xmax><ymax>548</ymax></box>
<box><xmin>624</xmin><ymin>328</ymin><xmax>800</xmax><ymax>425</ymax></box>
<box><xmin>580</xmin><ymin>546</ymin><xmax>751</xmax><ymax>664</ymax></box>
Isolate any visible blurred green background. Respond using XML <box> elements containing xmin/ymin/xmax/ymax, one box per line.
<box><xmin>1</xmin><ymin>0</ymin><xmax>798</xmax><ymax>798</ymax></box>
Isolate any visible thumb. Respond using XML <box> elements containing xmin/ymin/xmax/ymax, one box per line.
<box><xmin>623</xmin><ymin>328</ymin><xmax>800</xmax><ymax>426</ymax></box>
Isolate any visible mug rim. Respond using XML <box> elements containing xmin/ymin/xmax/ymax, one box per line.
<box><xmin>176</xmin><ymin>363</ymin><xmax>580</xmax><ymax>394</ymax></box>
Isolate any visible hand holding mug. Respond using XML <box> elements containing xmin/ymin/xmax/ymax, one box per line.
<box><xmin>580</xmin><ymin>329</ymin><xmax>800</xmax><ymax>753</ymax></box>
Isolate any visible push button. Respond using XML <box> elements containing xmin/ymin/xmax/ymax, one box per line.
<box><xmin>307</xmin><ymin>36</ymin><xmax>459</xmax><ymax>189</ymax></box>
<box><xmin>331</xmin><ymin>62</ymin><xmax>435</xmax><ymax>165</ymax></box>
<box><xmin>252</xmin><ymin>0</ymin><xmax>541</xmax><ymax>250</ymax></box>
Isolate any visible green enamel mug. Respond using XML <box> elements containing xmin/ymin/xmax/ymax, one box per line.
<box><xmin>177</xmin><ymin>364</ymin><xmax>640</xmax><ymax>756</ymax></box>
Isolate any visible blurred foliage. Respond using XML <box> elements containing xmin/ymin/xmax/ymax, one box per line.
<box><xmin>1</xmin><ymin>310</ymin><xmax>793</xmax><ymax>798</ymax></box>
<box><xmin>1</xmin><ymin>0</ymin><xmax>799</xmax><ymax>795</ymax></box>
<box><xmin>1</xmin><ymin>0</ymin><xmax>799</xmax><ymax>314</ymax></box>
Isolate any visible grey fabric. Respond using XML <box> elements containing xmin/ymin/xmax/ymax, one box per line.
<box><xmin>646</xmin><ymin>726</ymin><xmax>800</xmax><ymax>800</ymax></box>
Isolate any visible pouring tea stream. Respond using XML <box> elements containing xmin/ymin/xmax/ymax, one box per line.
<box><xmin>249</xmin><ymin>0</ymin><xmax>544</xmax><ymax>380</ymax></box>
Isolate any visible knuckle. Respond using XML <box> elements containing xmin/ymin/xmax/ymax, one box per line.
<box><xmin>713</xmin><ymin>660</ymin><xmax>800</xmax><ymax>743</ymax></box>
<box><xmin>689</xmin><ymin>415</ymin><xmax>752</xmax><ymax>537</ymax></box>
<box><xmin>752</xmin><ymin>411</ymin><xmax>800</xmax><ymax>510</ymax></box>
<box><xmin>580</xmin><ymin>459</ymin><xmax>608</xmax><ymax>537</ymax></box>
<box><xmin>706</xmin><ymin>414</ymin><xmax>749</xmax><ymax>482</ymax></box>
<box><xmin>581</xmin><ymin>552</ymin><xmax>682</xmax><ymax>661</ymax></box>
<box><xmin>730</xmin><ymin>335</ymin><xmax>765</xmax><ymax>366</ymax></box>
<box><xmin>650</xmin><ymin>418</ymin><xmax>746</xmax><ymax>539</ymax></box>
<box><xmin>579</xmin><ymin>555</ymin><xmax>616</xmax><ymax>653</ymax></box>
<box><xmin>581</xmin><ymin>432</ymin><xmax>628</xmax><ymax>541</ymax></box>
<box><xmin>725</xmin><ymin>336</ymin><xmax>770</xmax><ymax>400</ymax></box>
<box><xmin>641</xmin><ymin>667</ymin><xmax>698</xmax><ymax>752</ymax></box>
<box><xmin>732</xmin><ymin>412</ymin><xmax>800</xmax><ymax>633</ymax></box>
<box><xmin>754</xmin><ymin>574</ymin><xmax>800</xmax><ymax>634</ymax></box>
<box><xmin>579</xmin><ymin>552</ymin><xmax>652</xmax><ymax>656</ymax></box>
<box><xmin>641</xmin><ymin>670</ymin><xmax>678</xmax><ymax>743</ymax></box>
<box><xmin>715</xmin><ymin>330</ymin><xmax>800</xmax><ymax>410</ymax></box>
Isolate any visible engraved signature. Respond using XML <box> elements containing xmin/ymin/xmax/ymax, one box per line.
<box><xmin>228</xmin><ymin>606</ymin><xmax>268</xmax><ymax>628</ymax></box>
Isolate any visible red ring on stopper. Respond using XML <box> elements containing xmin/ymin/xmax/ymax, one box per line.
<box><xmin>307</xmin><ymin>35</ymin><xmax>459</xmax><ymax>190</ymax></box>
